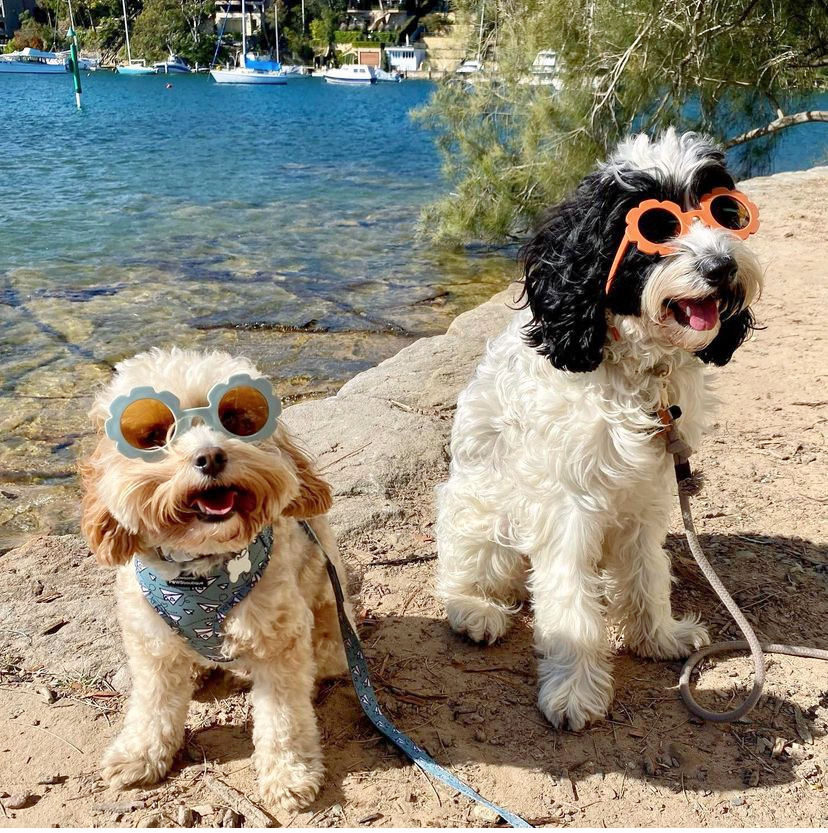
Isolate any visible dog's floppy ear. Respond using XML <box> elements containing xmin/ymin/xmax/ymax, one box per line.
<box><xmin>695</xmin><ymin>307</ymin><xmax>756</xmax><ymax>366</ymax></box>
<box><xmin>78</xmin><ymin>445</ymin><xmax>138</xmax><ymax>567</ymax></box>
<box><xmin>279</xmin><ymin>433</ymin><xmax>333</xmax><ymax>519</ymax></box>
<box><xmin>519</xmin><ymin>170</ymin><xmax>640</xmax><ymax>372</ymax></box>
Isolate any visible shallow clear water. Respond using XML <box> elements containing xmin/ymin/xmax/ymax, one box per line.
<box><xmin>0</xmin><ymin>73</ymin><xmax>825</xmax><ymax>547</ymax></box>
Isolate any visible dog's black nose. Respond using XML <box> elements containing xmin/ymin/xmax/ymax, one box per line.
<box><xmin>193</xmin><ymin>447</ymin><xmax>227</xmax><ymax>478</ymax></box>
<box><xmin>698</xmin><ymin>255</ymin><xmax>737</xmax><ymax>286</ymax></box>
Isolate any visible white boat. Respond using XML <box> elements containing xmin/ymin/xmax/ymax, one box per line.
<box><xmin>117</xmin><ymin>58</ymin><xmax>157</xmax><ymax>75</ymax></box>
<box><xmin>0</xmin><ymin>48</ymin><xmax>67</xmax><ymax>74</ymax></box>
<box><xmin>455</xmin><ymin>58</ymin><xmax>483</xmax><ymax>76</ymax></box>
<box><xmin>116</xmin><ymin>0</ymin><xmax>155</xmax><ymax>74</ymax></box>
<box><xmin>374</xmin><ymin>67</ymin><xmax>402</xmax><ymax>83</ymax></box>
<box><xmin>526</xmin><ymin>50</ymin><xmax>562</xmax><ymax>89</ymax></box>
<box><xmin>323</xmin><ymin>64</ymin><xmax>377</xmax><ymax>85</ymax></box>
<box><xmin>153</xmin><ymin>54</ymin><xmax>191</xmax><ymax>74</ymax></box>
<box><xmin>210</xmin><ymin>0</ymin><xmax>286</xmax><ymax>85</ymax></box>
<box><xmin>210</xmin><ymin>65</ymin><xmax>286</xmax><ymax>84</ymax></box>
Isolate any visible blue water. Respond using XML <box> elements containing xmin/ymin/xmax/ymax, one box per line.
<box><xmin>0</xmin><ymin>72</ymin><xmax>826</xmax><ymax>548</ymax></box>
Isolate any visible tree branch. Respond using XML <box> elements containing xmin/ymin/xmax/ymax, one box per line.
<box><xmin>724</xmin><ymin>110</ymin><xmax>828</xmax><ymax>148</ymax></box>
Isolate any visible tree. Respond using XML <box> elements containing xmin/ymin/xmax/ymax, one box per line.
<box><xmin>415</xmin><ymin>0</ymin><xmax>828</xmax><ymax>245</ymax></box>
<box><xmin>131</xmin><ymin>0</ymin><xmax>216</xmax><ymax>63</ymax></box>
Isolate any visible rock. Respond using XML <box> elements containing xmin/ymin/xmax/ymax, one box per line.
<box><xmin>5</xmin><ymin>792</ymin><xmax>33</xmax><ymax>810</ymax></box>
<box><xmin>177</xmin><ymin>805</ymin><xmax>195</xmax><ymax>827</ymax></box>
<box><xmin>136</xmin><ymin>813</ymin><xmax>162</xmax><ymax>827</ymax></box>
<box><xmin>110</xmin><ymin>664</ymin><xmax>131</xmax><ymax>694</ymax></box>
<box><xmin>35</xmin><ymin>685</ymin><xmax>56</xmax><ymax>704</ymax></box>
<box><xmin>470</xmin><ymin>804</ymin><xmax>502</xmax><ymax>824</ymax></box>
<box><xmin>221</xmin><ymin>808</ymin><xmax>240</xmax><ymax>827</ymax></box>
<box><xmin>37</xmin><ymin>774</ymin><xmax>66</xmax><ymax>785</ymax></box>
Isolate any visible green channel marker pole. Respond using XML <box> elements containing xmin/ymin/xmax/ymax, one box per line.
<box><xmin>68</xmin><ymin>26</ymin><xmax>82</xmax><ymax>109</ymax></box>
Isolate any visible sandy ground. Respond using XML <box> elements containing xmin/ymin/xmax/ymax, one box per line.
<box><xmin>1</xmin><ymin>167</ymin><xmax>827</xmax><ymax>828</ymax></box>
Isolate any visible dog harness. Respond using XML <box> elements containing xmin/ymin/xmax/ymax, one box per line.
<box><xmin>134</xmin><ymin>527</ymin><xmax>273</xmax><ymax>662</ymax></box>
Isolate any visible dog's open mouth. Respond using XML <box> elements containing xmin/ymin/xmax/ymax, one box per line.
<box><xmin>665</xmin><ymin>296</ymin><xmax>720</xmax><ymax>331</ymax></box>
<box><xmin>189</xmin><ymin>487</ymin><xmax>248</xmax><ymax>523</ymax></box>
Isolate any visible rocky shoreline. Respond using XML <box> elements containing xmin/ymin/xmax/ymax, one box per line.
<box><xmin>1</xmin><ymin>166</ymin><xmax>827</xmax><ymax>827</ymax></box>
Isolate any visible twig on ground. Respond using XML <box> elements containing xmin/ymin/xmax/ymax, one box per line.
<box><xmin>202</xmin><ymin>774</ymin><xmax>279</xmax><ymax>828</ymax></box>
<box><xmin>369</xmin><ymin>553</ymin><xmax>437</xmax><ymax>567</ymax></box>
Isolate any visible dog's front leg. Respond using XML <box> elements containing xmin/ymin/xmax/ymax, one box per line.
<box><xmin>607</xmin><ymin>513</ymin><xmax>710</xmax><ymax>659</ymax></box>
<box><xmin>530</xmin><ymin>512</ymin><xmax>613</xmax><ymax>731</ymax></box>
<box><xmin>101</xmin><ymin>641</ymin><xmax>195</xmax><ymax>789</ymax></box>
<box><xmin>249</xmin><ymin>648</ymin><xmax>324</xmax><ymax>811</ymax></box>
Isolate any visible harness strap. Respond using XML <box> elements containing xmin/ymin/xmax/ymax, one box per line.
<box><xmin>299</xmin><ymin>520</ymin><xmax>532</xmax><ymax>828</ymax></box>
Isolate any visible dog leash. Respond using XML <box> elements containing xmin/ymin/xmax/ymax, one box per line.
<box><xmin>299</xmin><ymin>520</ymin><xmax>532</xmax><ymax>828</ymax></box>
<box><xmin>657</xmin><ymin>405</ymin><xmax>828</xmax><ymax>722</ymax></box>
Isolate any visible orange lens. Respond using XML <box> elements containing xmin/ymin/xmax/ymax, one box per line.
<box><xmin>708</xmin><ymin>194</ymin><xmax>751</xmax><ymax>231</ymax></box>
<box><xmin>119</xmin><ymin>398</ymin><xmax>176</xmax><ymax>450</ymax></box>
<box><xmin>636</xmin><ymin>206</ymin><xmax>682</xmax><ymax>245</ymax></box>
<box><xmin>218</xmin><ymin>387</ymin><xmax>269</xmax><ymax>437</ymax></box>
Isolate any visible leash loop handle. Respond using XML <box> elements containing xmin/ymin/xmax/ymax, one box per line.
<box><xmin>664</xmin><ymin>412</ymin><xmax>828</xmax><ymax>722</ymax></box>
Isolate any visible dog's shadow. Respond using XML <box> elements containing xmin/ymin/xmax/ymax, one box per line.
<box><xmin>175</xmin><ymin>532</ymin><xmax>826</xmax><ymax>820</ymax></box>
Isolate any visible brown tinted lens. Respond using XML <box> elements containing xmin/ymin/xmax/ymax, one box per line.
<box><xmin>218</xmin><ymin>387</ymin><xmax>269</xmax><ymax>437</ymax></box>
<box><xmin>638</xmin><ymin>207</ymin><xmax>681</xmax><ymax>244</ymax></box>
<box><xmin>120</xmin><ymin>399</ymin><xmax>176</xmax><ymax>450</ymax></box>
<box><xmin>710</xmin><ymin>195</ymin><xmax>750</xmax><ymax>230</ymax></box>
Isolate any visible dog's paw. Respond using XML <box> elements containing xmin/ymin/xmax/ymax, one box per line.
<box><xmin>257</xmin><ymin>755</ymin><xmax>324</xmax><ymax>811</ymax></box>
<box><xmin>445</xmin><ymin>595</ymin><xmax>514</xmax><ymax>645</ymax></box>
<box><xmin>101</xmin><ymin>743</ymin><xmax>170</xmax><ymax>790</ymax></box>
<box><xmin>537</xmin><ymin>655</ymin><xmax>614</xmax><ymax>731</ymax></box>
<box><xmin>627</xmin><ymin>615</ymin><xmax>710</xmax><ymax>660</ymax></box>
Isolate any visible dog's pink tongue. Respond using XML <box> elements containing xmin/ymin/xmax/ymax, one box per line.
<box><xmin>195</xmin><ymin>489</ymin><xmax>237</xmax><ymax>516</ymax></box>
<box><xmin>682</xmin><ymin>299</ymin><xmax>719</xmax><ymax>331</ymax></box>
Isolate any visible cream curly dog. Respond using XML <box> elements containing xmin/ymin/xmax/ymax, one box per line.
<box><xmin>80</xmin><ymin>347</ymin><xmax>352</xmax><ymax>810</ymax></box>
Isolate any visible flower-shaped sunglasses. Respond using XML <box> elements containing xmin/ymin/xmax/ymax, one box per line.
<box><xmin>605</xmin><ymin>188</ymin><xmax>760</xmax><ymax>294</ymax></box>
<box><xmin>105</xmin><ymin>374</ymin><xmax>281</xmax><ymax>461</ymax></box>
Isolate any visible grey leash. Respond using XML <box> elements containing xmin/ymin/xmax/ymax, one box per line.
<box><xmin>660</xmin><ymin>407</ymin><xmax>828</xmax><ymax>722</ymax></box>
<box><xmin>299</xmin><ymin>520</ymin><xmax>532</xmax><ymax>828</ymax></box>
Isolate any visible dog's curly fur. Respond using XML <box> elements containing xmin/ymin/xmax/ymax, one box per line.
<box><xmin>436</xmin><ymin>130</ymin><xmax>763</xmax><ymax>730</ymax></box>
<box><xmin>80</xmin><ymin>347</ymin><xmax>353</xmax><ymax>810</ymax></box>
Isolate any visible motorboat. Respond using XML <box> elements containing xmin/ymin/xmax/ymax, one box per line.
<box><xmin>0</xmin><ymin>48</ymin><xmax>67</xmax><ymax>74</ymax></box>
<box><xmin>526</xmin><ymin>50</ymin><xmax>562</xmax><ymax>89</ymax></box>
<box><xmin>455</xmin><ymin>59</ymin><xmax>483</xmax><ymax>76</ymax></box>
<box><xmin>323</xmin><ymin>64</ymin><xmax>377</xmax><ymax>85</ymax></box>
<box><xmin>374</xmin><ymin>67</ymin><xmax>402</xmax><ymax>83</ymax></box>
<box><xmin>153</xmin><ymin>54</ymin><xmax>191</xmax><ymax>74</ymax></box>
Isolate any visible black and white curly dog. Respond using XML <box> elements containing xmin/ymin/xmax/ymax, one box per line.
<box><xmin>436</xmin><ymin>129</ymin><xmax>763</xmax><ymax>730</ymax></box>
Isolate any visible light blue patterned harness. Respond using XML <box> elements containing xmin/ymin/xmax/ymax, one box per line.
<box><xmin>134</xmin><ymin>527</ymin><xmax>273</xmax><ymax>662</ymax></box>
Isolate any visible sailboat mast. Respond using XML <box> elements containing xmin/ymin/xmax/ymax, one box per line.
<box><xmin>241</xmin><ymin>0</ymin><xmax>247</xmax><ymax>62</ymax></box>
<box><xmin>274</xmin><ymin>0</ymin><xmax>280</xmax><ymax>64</ymax></box>
<box><xmin>120</xmin><ymin>0</ymin><xmax>132</xmax><ymax>63</ymax></box>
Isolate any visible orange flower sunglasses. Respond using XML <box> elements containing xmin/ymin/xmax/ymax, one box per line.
<box><xmin>605</xmin><ymin>188</ymin><xmax>760</xmax><ymax>295</ymax></box>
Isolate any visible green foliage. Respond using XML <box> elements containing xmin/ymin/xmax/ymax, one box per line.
<box><xmin>416</xmin><ymin>0</ymin><xmax>828</xmax><ymax>245</ymax></box>
<box><xmin>130</xmin><ymin>0</ymin><xmax>216</xmax><ymax>63</ymax></box>
<box><xmin>334</xmin><ymin>30</ymin><xmax>394</xmax><ymax>44</ymax></box>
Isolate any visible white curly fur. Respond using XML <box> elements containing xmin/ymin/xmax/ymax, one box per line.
<box><xmin>80</xmin><ymin>348</ymin><xmax>353</xmax><ymax>811</ymax></box>
<box><xmin>436</xmin><ymin>132</ymin><xmax>763</xmax><ymax>731</ymax></box>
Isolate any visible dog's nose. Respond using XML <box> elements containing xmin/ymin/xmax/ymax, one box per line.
<box><xmin>193</xmin><ymin>447</ymin><xmax>227</xmax><ymax>478</ymax></box>
<box><xmin>698</xmin><ymin>255</ymin><xmax>737</xmax><ymax>286</ymax></box>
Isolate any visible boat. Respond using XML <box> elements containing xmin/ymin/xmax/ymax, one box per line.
<box><xmin>117</xmin><ymin>58</ymin><xmax>157</xmax><ymax>75</ymax></box>
<box><xmin>116</xmin><ymin>0</ymin><xmax>156</xmax><ymax>74</ymax></box>
<box><xmin>526</xmin><ymin>50</ymin><xmax>562</xmax><ymax>89</ymax></box>
<box><xmin>153</xmin><ymin>54</ymin><xmax>191</xmax><ymax>74</ymax></box>
<box><xmin>210</xmin><ymin>0</ymin><xmax>287</xmax><ymax>84</ymax></box>
<box><xmin>455</xmin><ymin>58</ymin><xmax>483</xmax><ymax>76</ymax></box>
<box><xmin>374</xmin><ymin>67</ymin><xmax>402</xmax><ymax>83</ymax></box>
<box><xmin>0</xmin><ymin>48</ymin><xmax>67</xmax><ymax>74</ymax></box>
<box><xmin>323</xmin><ymin>64</ymin><xmax>377</xmax><ymax>85</ymax></box>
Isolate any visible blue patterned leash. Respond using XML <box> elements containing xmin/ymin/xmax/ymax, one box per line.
<box><xmin>299</xmin><ymin>521</ymin><xmax>532</xmax><ymax>828</ymax></box>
